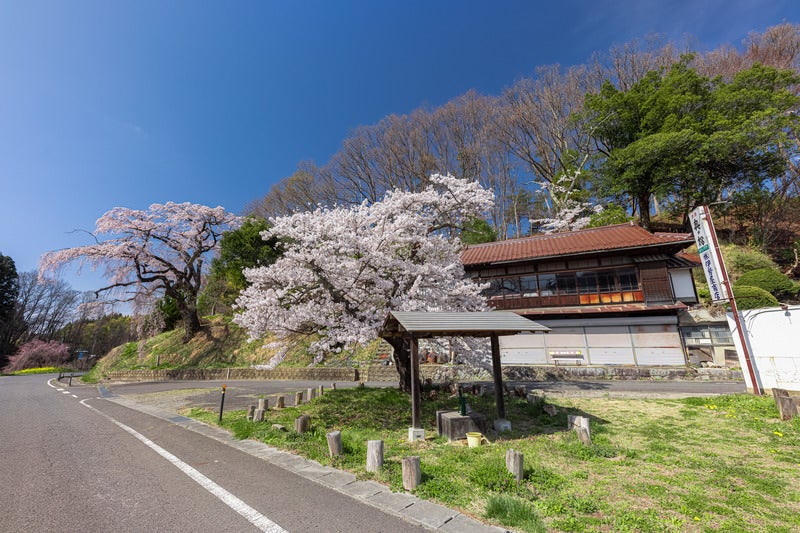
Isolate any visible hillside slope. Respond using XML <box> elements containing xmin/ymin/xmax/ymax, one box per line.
<box><xmin>87</xmin><ymin>316</ymin><xmax>383</xmax><ymax>380</ymax></box>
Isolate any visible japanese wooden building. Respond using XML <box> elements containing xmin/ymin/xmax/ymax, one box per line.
<box><xmin>461</xmin><ymin>222</ymin><xmax>699</xmax><ymax>366</ymax></box>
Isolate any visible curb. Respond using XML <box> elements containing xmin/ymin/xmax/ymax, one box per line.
<box><xmin>103</xmin><ymin>393</ymin><xmax>509</xmax><ymax>533</ymax></box>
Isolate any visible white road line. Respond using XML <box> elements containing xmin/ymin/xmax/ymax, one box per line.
<box><xmin>79</xmin><ymin>399</ymin><xmax>286</xmax><ymax>533</ymax></box>
<box><xmin>61</xmin><ymin>391</ymin><xmax>71</xmax><ymax>394</ymax></box>
<box><xmin>57</xmin><ymin>388</ymin><xmax>64</xmax><ymax>391</ymax></box>
<box><xmin>71</xmin><ymin>394</ymin><xmax>78</xmax><ymax>398</ymax></box>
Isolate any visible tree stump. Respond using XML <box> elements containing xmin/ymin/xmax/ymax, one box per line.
<box><xmin>402</xmin><ymin>456</ymin><xmax>421</xmax><ymax>490</ymax></box>
<box><xmin>295</xmin><ymin>414</ymin><xmax>310</xmax><ymax>434</ymax></box>
<box><xmin>505</xmin><ymin>448</ymin><xmax>524</xmax><ymax>482</ymax></box>
<box><xmin>295</xmin><ymin>391</ymin><xmax>304</xmax><ymax>406</ymax></box>
<box><xmin>366</xmin><ymin>440</ymin><xmax>384</xmax><ymax>472</ymax></box>
<box><xmin>253</xmin><ymin>408</ymin><xmax>265</xmax><ymax>422</ymax></box>
<box><xmin>246</xmin><ymin>405</ymin><xmax>256</xmax><ymax>421</ymax></box>
<box><xmin>276</xmin><ymin>395</ymin><xmax>285</xmax><ymax>409</ymax></box>
<box><xmin>326</xmin><ymin>430</ymin><xmax>343</xmax><ymax>457</ymax></box>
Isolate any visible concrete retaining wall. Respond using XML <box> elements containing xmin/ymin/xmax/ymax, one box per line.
<box><xmin>104</xmin><ymin>364</ymin><xmax>741</xmax><ymax>383</ymax></box>
<box><xmin>105</xmin><ymin>367</ymin><xmax>358</xmax><ymax>382</ymax></box>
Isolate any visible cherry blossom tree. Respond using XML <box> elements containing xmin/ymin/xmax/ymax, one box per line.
<box><xmin>41</xmin><ymin>202</ymin><xmax>242</xmax><ymax>341</ymax></box>
<box><xmin>234</xmin><ymin>174</ymin><xmax>493</xmax><ymax>392</ymax></box>
<box><xmin>533</xmin><ymin>170</ymin><xmax>603</xmax><ymax>233</ymax></box>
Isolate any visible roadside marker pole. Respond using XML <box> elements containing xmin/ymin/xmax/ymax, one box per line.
<box><xmin>219</xmin><ymin>384</ymin><xmax>227</xmax><ymax>423</ymax></box>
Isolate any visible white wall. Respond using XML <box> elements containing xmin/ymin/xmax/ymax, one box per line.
<box><xmin>500</xmin><ymin>316</ymin><xmax>685</xmax><ymax>366</ymax></box>
<box><xmin>727</xmin><ymin>305</ymin><xmax>800</xmax><ymax>392</ymax></box>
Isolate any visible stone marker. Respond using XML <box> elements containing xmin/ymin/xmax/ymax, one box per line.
<box><xmin>247</xmin><ymin>405</ymin><xmax>256</xmax><ymax>421</ymax></box>
<box><xmin>568</xmin><ymin>415</ymin><xmax>592</xmax><ymax>445</ymax></box>
<box><xmin>271</xmin><ymin>424</ymin><xmax>287</xmax><ymax>431</ymax></box>
<box><xmin>318</xmin><ymin>385</ymin><xmax>324</xmax><ymax>396</ymax></box>
<box><xmin>295</xmin><ymin>391</ymin><xmax>304</xmax><ymax>405</ymax></box>
<box><xmin>295</xmin><ymin>414</ymin><xmax>310</xmax><ymax>434</ymax></box>
<box><xmin>567</xmin><ymin>415</ymin><xmax>591</xmax><ymax>433</ymax></box>
<box><xmin>331</xmin><ymin>382</ymin><xmax>337</xmax><ymax>390</ymax></box>
<box><xmin>366</xmin><ymin>440</ymin><xmax>384</xmax><ymax>472</ymax></box>
<box><xmin>253</xmin><ymin>408</ymin><xmax>265</xmax><ymax>422</ymax></box>
<box><xmin>576</xmin><ymin>426</ymin><xmax>592</xmax><ymax>446</ymax></box>
<box><xmin>505</xmin><ymin>449</ymin><xmax>524</xmax><ymax>482</ymax></box>
<box><xmin>402</xmin><ymin>456</ymin><xmax>421</xmax><ymax>490</ymax></box>
<box><xmin>276</xmin><ymin>395</ymin><xmax>285</xmax><ymax>409</ymax></box>
<box><xmin>772</xmin><ymin>388</ymin><xmax>798</xmax><ymax>421</ymax></box>
<box><xmin>257</xmin><ymin>398</ymin><xmax>267</xmax><ymax>411</ymax></box>
<box><xmin>327</xmin><ymin>430</ymin><xmax>343</xmax><ymax>457</ymax></box>
<box><xmin>307</xmin><ymin>388</ymin><xmax>315</xmax><ymax>401</ymax></box>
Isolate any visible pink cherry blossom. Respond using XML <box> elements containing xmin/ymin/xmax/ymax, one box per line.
<box><xmin>41</xmin><ymin>202</ymin><xmax>242</xmax><ymax>339</ymax></box>
<box><xmin>234</xmin><ymin>173</ymin><xmax>494</xmax><ymax>358</ymax></box>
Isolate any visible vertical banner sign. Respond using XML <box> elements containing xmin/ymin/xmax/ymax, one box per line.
<box><xmin>689</xmin><ymin>206</ymin><xmax>761</xmax><ymax>395</ymax></box>
<box><xmin>689</xmin><ymin>206</ymin><xmax>730</xmax><ymax>302</ymax></box>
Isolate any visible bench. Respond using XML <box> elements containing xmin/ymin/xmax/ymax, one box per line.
<box><xmin>549</xmin><ymin>351</ymin><xmax>584</xmax><ymax>366</ymax></box>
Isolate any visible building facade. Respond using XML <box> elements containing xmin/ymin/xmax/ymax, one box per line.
<box><xmin>461</xmin><ymin>223</ymin><xmax>699</xmax><ymax>367</ymax></box>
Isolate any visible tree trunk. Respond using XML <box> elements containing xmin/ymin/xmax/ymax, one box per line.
<box><xmin>637</xmin><ymin>191</ymin><xmax>652</xmax><ymax>230</ymax></box>
<box><xmin>387</xmin><ymin>336</ymin><xmax>413</xmax><ymax>393</ymax></box>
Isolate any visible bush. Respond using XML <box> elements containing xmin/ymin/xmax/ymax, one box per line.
<box><xmin>721</xmin><ymin>245</ymin><xmax>778</xmax><ymax>281</ymax></box>
<box><xmin>734</xmin><ymin>268</ymin><xmax>797</xmax><ymax>301</ymax></box>
<box><xmin>732</xmin><ymin>285</ymin><xmax>780</xmax><ymax>310</ymax></box>
<box><xmin>4</xmin><ymin>340</ymin><xmax>71</xmax><ymax>372</ymax></box>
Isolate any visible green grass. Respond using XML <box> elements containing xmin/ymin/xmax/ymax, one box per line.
<box><xmin>187</xmin><ymin>388</ymin><xmax>800</xmax><ymax>532</ymax></box>
<box><xmin>83</xmin><ymin>317</ymin><xmax>383</xmax><ymax>382</ymax></box>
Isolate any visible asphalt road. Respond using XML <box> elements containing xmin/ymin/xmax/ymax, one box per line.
<box><xmin>0</xmin><ymin>375</ymin><xmax>432</xmax><ymax>533</ymax></box>
<box><xmin>102</xmin><ymin>377</ymin><xmax>747</xmax><ymax>413</ymax></box>
<box><xmin>0</xmin><ymin>374</ymin><xmax>745</xmax><ymax>532</ymax></box>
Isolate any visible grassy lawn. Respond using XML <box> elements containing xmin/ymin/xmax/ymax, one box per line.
<box><xmin>187</xmin><ymin>387</ymin><xmax>800</xmax><ymax>532</ymax></box>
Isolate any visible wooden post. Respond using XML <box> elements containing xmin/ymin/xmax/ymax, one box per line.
<box><xmin>307</xmin><ymin>388</ymin><xmax>315</xmax><ymax>401</ymax></box>
<box><xmin>276</xmin><ymin>395</ymin><xmax>285</xmax><ymax>408</ymax></box>
<box><xmin>247</xmin><ymin>405</ymin><xmax>256</xmax><ymax>421</ymax></box>
<box><xmin>331</xmin><ymin>382</ymin><xmax>337</xmax><ymax>390</ymax></box>
<box><xmin>410</xmin><ymin>336</ymin><xmax>421</xmax><ymax>429</ymax></box>
<box><xmin>505</xmin><ymin>449</ymin><xmax>524</xmax><ymax>482</ymax></box>
<box><xmin>490</xmin><ymin>334</ymin><xmax>506</xmax><ymax>421</ymax></box>
<box><xmin>257</xmin><ymin>398</ymin><xmax>267</xmax><ymax>411</ymax></box>
<box><xmin>402</xmin><ymin>456</ymin><xmax>421</xmax><ymax>490</ymax></box>
<box><xmin>318</xmin><ymin>385</ymin><xmax>324</xmax><ymax>396</ymax></box>
<box><xmin>366</xmin><ymin>440</ymin><xmax>384</xmax><ymax>472</ymax></box>
<box><xmin>326</xmin><ymin>431</ymin><xmax>343</xmax><ymax>457</ymax></box>
<box><xmin>295</xmin><ymin>391</ymin><xmax>304</xmax><ymax>406</ymax></box>
<box><xmin>253</xmin><ymin>409</ymin><xmax>265</xmax><ymax>422</ymax></box>
<box><xmin>295</xmin><ymin>414</ymin><xmax>310</xmax><ymax>433</ymax></box>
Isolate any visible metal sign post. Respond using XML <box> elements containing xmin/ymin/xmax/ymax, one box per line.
<box><xmin>689</xmin><ymin>206</ymin><xmax>761</xmax><ymax>395</ymax></box>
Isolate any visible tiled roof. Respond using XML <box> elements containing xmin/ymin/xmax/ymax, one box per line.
<box><xmin>461</xmin><ymin>223</ymin><xmax>693</xmax><ymax>266</ymax></box>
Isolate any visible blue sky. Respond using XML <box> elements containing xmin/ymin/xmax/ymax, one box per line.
<box><xmin>1</xmin><ymin>0</ymin><xmax>799</xmax><ymax>294</ymax></box>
